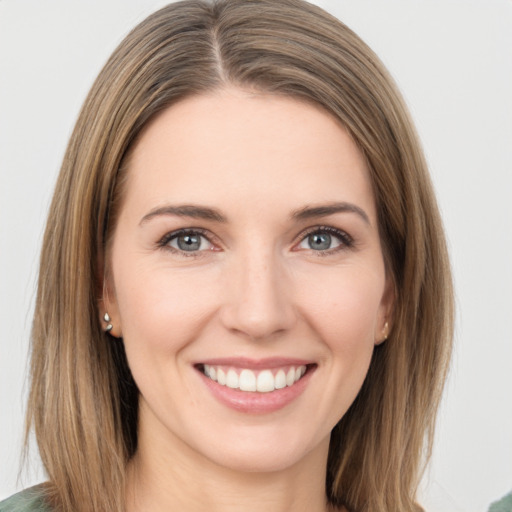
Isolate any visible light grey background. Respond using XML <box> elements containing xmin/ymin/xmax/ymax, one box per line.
<box><xmin>1</xmin><ymin>1</ymin><xmax>511</xmax><ymax>511</ymax></box>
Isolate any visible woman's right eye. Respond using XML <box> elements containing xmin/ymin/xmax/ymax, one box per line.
<box><xmin>159</xmin><ymin>229</ymin><xmax>215</xmax><ymax>254</ymax></box>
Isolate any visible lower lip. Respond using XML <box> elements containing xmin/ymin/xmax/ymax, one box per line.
<box><xmin>198</xmin><ymin>367</ymin><xmax>315</xmax><ymax>414</ymax></box>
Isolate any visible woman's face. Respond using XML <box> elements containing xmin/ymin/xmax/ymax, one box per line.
<box><xmin>105</xmin><ymin>88</ymin><xmax>393</xmax><ymax>473</ymax></box>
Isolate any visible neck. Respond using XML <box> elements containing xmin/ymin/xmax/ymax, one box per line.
<box><xmin>125</xmin><ymin>417</ymin><xmax>337</xmax><ymax>512</ymax></box>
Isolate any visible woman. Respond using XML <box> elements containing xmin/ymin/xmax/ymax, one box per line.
<box><xmin>0</xmin><ymin>0</ymin><xmax>453</xmax><ymax>511</ymax></box>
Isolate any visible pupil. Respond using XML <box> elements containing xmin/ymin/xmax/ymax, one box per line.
<box><xmin>309</xmin><ymin>233</ymin><xmax>331</xmax><ymax>250</ymax></box>
<box><xmin>178</xmin><ymin>234</ymin><xmax>201</xmax><ymax>251</ymax></box>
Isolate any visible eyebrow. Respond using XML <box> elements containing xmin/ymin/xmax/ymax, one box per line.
<box><xmin>139</xmin><ymin>201</ymin><xmax>370</xmax><ymax>226</ymax></box>
<box><xmin>291</xmin><ymin>202</ymin><xmax>371</xmax><ymax>225</ymax></box>
<box><xmin>139</xmin><ymin>204</ymin><xmax>228</xmax><ymax>225</ymax></box>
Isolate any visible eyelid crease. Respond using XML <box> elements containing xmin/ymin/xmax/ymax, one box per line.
<box><xmin>299</xmin><ymin>225</ymin><xmax>353</xmax><ymax>241</ymax></box>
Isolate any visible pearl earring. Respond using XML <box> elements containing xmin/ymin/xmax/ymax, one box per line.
<box><xmin>103</xmin><ymin>312</ymin><xmax>113</xmax><ymax>332</ymax></box>
<box><xmin>383</xmin><ymin>321</ymin><xmax>389</xmax><ymax>340</ymax></box>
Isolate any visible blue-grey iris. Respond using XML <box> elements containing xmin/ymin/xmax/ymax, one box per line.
<box><xmin>177</xmin><ymin>234</ymin><xmax>201</xmax><ymax>251</ymax></box>
<box><xmin>308</xmin><ymin>233</ymin><xmax>331</xmax><ymax>250</ymax></box>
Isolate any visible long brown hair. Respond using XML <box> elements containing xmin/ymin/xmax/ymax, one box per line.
<box><xmin>27</xmin><ymin>1</ymin><xmax>453</xmax><ymax>511</ymax></box>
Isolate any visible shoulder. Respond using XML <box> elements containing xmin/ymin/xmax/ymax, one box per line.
<box><xmin>0</xmin><ymin>486</ymin><xmax>51</xmax><ymax>512</ymax></box>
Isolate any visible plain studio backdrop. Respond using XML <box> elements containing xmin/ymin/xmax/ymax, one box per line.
<box><xmin>1</xmin><ymin>1</ymin><xmax>511</xmax><ymax>511</ymax></box>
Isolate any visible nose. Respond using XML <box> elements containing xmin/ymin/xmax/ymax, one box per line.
<box><xmin>219</xmin><ymin>249</ymin><xmax>297</xmax><ymax>341</ymax></box>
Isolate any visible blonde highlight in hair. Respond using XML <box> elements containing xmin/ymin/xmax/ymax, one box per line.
<box><xmin>27</xmin><ymin>1</ymin><xmax>453</xmax><ymax>511</ymax></box>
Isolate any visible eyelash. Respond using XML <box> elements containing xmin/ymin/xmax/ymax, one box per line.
<box><xmin>156</xmin><ymin>226</ymin><xmax>354</xmax><ymax>257</ymax></box>
<box><xmin>296</xmin><ymin>226</ymin><xmax>354</xmax><ymax>256</ymax></box>
<box><xmin>157</xmin><ymin>228</ymin><xmax>215</xmax><ymax>258</ymax></box>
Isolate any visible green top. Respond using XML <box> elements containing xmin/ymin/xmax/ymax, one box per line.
<box><xmin>0</xmin><ymin>487</ymin><xmax>50</xmax><ymax>512</ymax></box>
<box><xmin>489</xmin><ymin>491</ymin><xmax>512</xmax><ymax>512</ymax></box>
<box><xmin>2</xmin><ymin>485</ymin><xmax>512</xmax><ymax>511</ymax></box>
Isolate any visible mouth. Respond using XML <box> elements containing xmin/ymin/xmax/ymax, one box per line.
<box><xmin>194</xmin><ymin>358</ymin><xmax>317</xmax><ymax>413</ymax></box>
<box><xmin>197</xmin><ymin>363</ymin><xmax>314</xmax><ymax>393</ymax></box>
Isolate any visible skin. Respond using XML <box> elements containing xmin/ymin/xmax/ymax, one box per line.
<box><xmin>103</xmin><ymin>87</ymin><xmax>393</xmax><ymax>512</ymax></box>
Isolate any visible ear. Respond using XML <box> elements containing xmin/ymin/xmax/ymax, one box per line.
<box><xmin>98</xmin><ymin>263</ymin><xmax>122</xmax><ymax>338</ymax></box>
<box><xmin>374</xmin><ymin>275</ymin><xmax>395</xmax><ymax>346</ymax></box>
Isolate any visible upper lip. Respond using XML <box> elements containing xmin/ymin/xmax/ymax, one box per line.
<box><xmin>194</xmin><ymin>357</ymin><xmax>314</xmax><ymax>369</ymax></box>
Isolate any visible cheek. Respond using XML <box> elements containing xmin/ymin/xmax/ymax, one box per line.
<box><xmin>296</xmin><ymin>265</ymin><xmax>385</xmax><ymax>354</ymax></box>
<box><xmin>301</xmin><ymin>268</ymin><xmax>385</xmax><ymax>420</ymax></box>
<box><xmin>113</xmin><ymin>261</ymin><xmax>221</xmax><ymax>357</ymax></box>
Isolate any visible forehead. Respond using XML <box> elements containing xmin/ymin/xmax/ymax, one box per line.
<box><xmin>123</xmin><ymin>88</ymin><xmax>376</xmax><ymax>223</ymax></box>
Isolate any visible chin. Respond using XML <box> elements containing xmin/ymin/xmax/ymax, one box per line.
<box><xmin>209</xmin><ymin>449</ymin><xmax>307</xmax><ymax>474</ymax></box>
<box><xmin>192</xmin><ymin>425</ymin><xmax>329</xmax><ymax>475</ymax></box>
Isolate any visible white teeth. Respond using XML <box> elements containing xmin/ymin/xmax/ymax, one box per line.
<box><xmin>202</xmin><ymin>364</ymin><xmax>308</xmax><ymax>393</ymax></box>
<box><xmin>275</xmin><ymin>369</ymin><xmax>286</xmax><ymax>389</ymax></box>
<box><xmin>286</xmin><ymin>368</ymin><xmax>296</xmax><ymax>386</ymax></box>
<box><xmin>256</xmin><ymin>370</ymin><xmax>274</xmax><ymax>393</ymax></box>
<box><xmin>239</xmin><ymin>369</ymin><xmax>257</xmax><ymax>391</ymax></box>
<box><xmin>226</xmin><ymin>369</ymin><xmax>239</xmax><ymax>389</ymax></box>
<box><xmin>217</xmin><ymin>368</ymin><xmax>226</xmax><ymax>385</ymax></box>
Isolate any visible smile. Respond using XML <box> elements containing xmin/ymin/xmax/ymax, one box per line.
<box><xmin>202</xmin><ymin>364</ymin><xmax>307</xmax><ymax>393</ymax></box>
<box><xmin>196</xmin><ymin>358</ymin><xmax>316</xmax><ymax>413</ymax></box>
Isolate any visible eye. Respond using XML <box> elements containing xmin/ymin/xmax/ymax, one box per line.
<box><xmin>296</xmin><ymin>227</ymin><xmax>353</xmax><ymax>253</ymax></box>
<box><xmin>159</xmin><ymin>229</ymin><xmax>215</xmax><ymax>254</ymax></box>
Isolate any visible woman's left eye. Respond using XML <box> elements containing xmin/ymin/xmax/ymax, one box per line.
<box><xmin>160</xmin><ymin>230</ymin><xmax>214</xmax><ymax>254</ymax></box>
<box><xmin>296</xmin><ymin>228</ymin><xmax>352</xmax><ymax>253</ymax></box>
